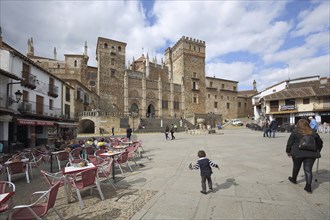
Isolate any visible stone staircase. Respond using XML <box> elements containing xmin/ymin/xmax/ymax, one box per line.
<box><xmin>134</xmin><ymin>118</ymin><xmax>194</xmax><ymax>133</ymax></box>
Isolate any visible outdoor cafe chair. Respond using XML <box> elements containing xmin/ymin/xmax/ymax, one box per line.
<box><xmin>27</xmin><ymin>155</ymin><xmax>43</xmax><ymax>179</ymax></box>
<box><xmin>67</xmin><ymin>167</ymin><xmax>104</xmax><ymax>209</ymax></box>
<box><xmin>55</xmin><ymin>151</ymin><xmax>70</xmax><ymax>171</ymax></box>
<box><xmin>114</xmin><ymin>151</ymin><xmax>132</xmax><ymax>174</ymax></box>
<box><xmin>0</xmin><ymin>181</ymin><xmax>15</xmax><ymax>218</ymax></box>
<box><xmin>88</xmin><ymin>155</ymin><xmax>105</xmax><ymax>166</ymax></box>
<box><xmin>6</xmin><ymin>162</ymin><xmax>30</xmax><ymax>184</ymax></box>
<box><xmin>84</xmin><ymin>145</ymin><xmax>95</xmax><ymax>159</ymax></box>
<box><xmin>9</xmin><ymin>181</ymin><xmax>63</xmax><ymax>220</ymax></box>
<box><xmin>97</xmin><ymin>158</ymin><xmax>116</xmax><ymax>190</ymax></box>
<box><xmin>127</xmin><ymin>146</ymin><xmax>138</xmax><ymax>166</ymax></box>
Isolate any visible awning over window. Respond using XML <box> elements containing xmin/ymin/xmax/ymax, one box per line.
<box><xmin>17</xmin><ymin>119</ymin><xmax>55</xmax><ymax>126</ymax></box>
<box><xmin>55</xmin><ymin>122</ymin><xmax>79</xmax><ymax>127</ymax></box>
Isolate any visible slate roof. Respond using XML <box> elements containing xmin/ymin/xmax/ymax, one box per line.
<box><xmin>264</xmin><ymin>80</ymin><xmax>330</xmax><ymax>101</ymax></box>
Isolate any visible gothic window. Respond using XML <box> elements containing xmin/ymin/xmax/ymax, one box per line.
<box><xmin>173</xmin><ymin>101</ymin><xmax>179</xmax><ymax>110</ymax></box>
<box><xmin>210</xmin><ymin>82</ymin><xmax>213</xmax><ymax>87</ymax></box>
<box><xmin>74</xmin><ymin>60</ymin><xmax>77</xmax><ymax>67</ymax></box>
<box><xmin>222</xmin><ymin>84</ymin><xmax>225</xmax><ymax>89</ymax></box>
<box><xmin>111</xmin><ymin>69</ymin><xmax>115</xmax><ymax>77</ymax></box>
<box><xmin>111</xmin><ymin>58</ymin><xmax>115</xmax><ymax>65</ymax></box>
<box><xmin>238</xmin><ymin>102</ymin><xmax>241</xmax><ymax>108</ymax></box>
<box><xmin>193</xmin><ymin>72</ymin><xmax>197</xmax><ymax>78</ymax></box>
<box><xmin>227</xmin><ymin>103</ymin><xmax>230</xmax><ymax>109</ymax></box>
<box><xmin>214</xmin><ymin>102</ymin><xmax>218</xmax><ymax>108</ymax></box>
<box><xmin>118</xmin><ymin>46</ymin><xmax>121</xmax><ymax>52</ymax></box>
<box><xmin>130</xmin><ymin>103</ymin><xmax>139</xmax><ymax>113</ymax></box>
<box><xmin>162</xmin><ymin>100</ymin><xmax>168</xmax><ymax>109</ymax></box>
<box><xmin>244</xmin><ymin>103</ymin><xmax>247</xmax><ymax>108</ymax></box>
<box><xmin>233</xmin><ymin>86</ymin><xmax>236</xmax><ymax>91</ymax></box>
<box><xmin>104</xmin><ymin>43</ymin><xmax>108</xmax><ymax>49</ymax></box>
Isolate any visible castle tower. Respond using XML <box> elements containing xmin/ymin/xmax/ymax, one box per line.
<box><xmin>96</xmin><ymin>37</ymin><xmax>127</xmax><ymax>111</ymax></box>
<box><xmin>164</xmin><ymin>36</ymin><xmax>206</xmax><ymax>115</ymax></box>
<box><xmin>253</xmin><ymin>80</ymin><xmax>257</xmax><ymax>91</ymax></box>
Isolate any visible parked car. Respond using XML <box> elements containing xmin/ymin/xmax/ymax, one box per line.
<box><xmin>232</xmin><ymin>119</ymin><xmax>243</xmax><ymax>126</ymax></box>
<box><xmin>278</xmin><ymin>123</ymin><xmax>295</xmax><ymax>132</ymax></box>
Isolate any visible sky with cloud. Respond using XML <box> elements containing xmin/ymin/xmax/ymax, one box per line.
<box><xmin>0</xmin><ymin>0</ymin><xmax>329</xmax><ymax>91</ymax></box>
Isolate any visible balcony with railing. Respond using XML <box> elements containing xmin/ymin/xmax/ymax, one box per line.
<box><xmin>48</xmin><ymin>84</ymin><xmax>59</xmax><ymax>98</ymax></box>
<box><xmin>17</xmin><ymin>100</ymin><xmax>76</xmax><ymax>120</ymax></box>
<box><xmin>21</xmin><ymin>71</ymin><xmax>37</xmax><ymax>89</ymax></box>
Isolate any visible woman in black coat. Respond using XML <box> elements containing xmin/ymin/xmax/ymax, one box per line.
<box><xmin>286</xmin><ymin>119</ymin><xmax>323</xmax><ymax>193</ymax></box>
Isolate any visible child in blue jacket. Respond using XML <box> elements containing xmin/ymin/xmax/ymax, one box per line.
<box><xmin>189</xmin><ymin>150</ymin><xmax>219</xmax><ymax>194</ymax></box>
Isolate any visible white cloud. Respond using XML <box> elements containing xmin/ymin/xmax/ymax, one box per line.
<box><xmin>292</xmin><ymin>1</ymin><xmax>330</xmax><ymax>37</ymax></box>
<box><xmin>0</xmin><ymin>0</ymin><xmax>328</xmax><ymax>91</ymax></box>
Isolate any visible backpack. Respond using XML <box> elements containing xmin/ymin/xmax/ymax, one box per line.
<box><xmin>298</xmin><ymin>135</ymin><xmax>317</xmax><ymax>151</ymax></box>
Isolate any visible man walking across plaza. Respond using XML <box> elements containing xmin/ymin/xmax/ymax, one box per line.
<box><xmin>269</xmin><ymin>119</ymin><xmax>278</xmax><ymax>138</ymax></box>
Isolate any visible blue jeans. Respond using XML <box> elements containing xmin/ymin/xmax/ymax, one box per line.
<box><xmin>269</xmin><ymin>129</ymin><xmax>276</xmax><ymax>138</ymax></box>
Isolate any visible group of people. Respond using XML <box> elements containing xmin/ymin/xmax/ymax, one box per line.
<box><xmin>164</xmin><ymin>124</ymin><xmax>176</xmax><ymax>140</ymax></box>
<box><xmin>262</xmin><ymin>118</ymin><xmax>278</xmax><ymax>138</ymax></box>
<box><xmin>189</xmin><ymin>116</ymin><xmax>323</xmax><ymax>195</ymax></box>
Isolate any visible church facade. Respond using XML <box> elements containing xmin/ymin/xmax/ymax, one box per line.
<box><xmin>28</xmin><ymin>36</ymin><xmax>254</xmax><ymax>122</ymax></box>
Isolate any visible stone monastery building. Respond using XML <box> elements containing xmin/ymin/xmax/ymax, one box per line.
<box><xmin>28</xmin><ymin>36</ymin><xmax>255</xmax><ymax>121</ymax></box>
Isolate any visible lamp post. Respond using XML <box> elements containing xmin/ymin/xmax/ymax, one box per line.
<box><xmin>6</xmin><ymin>81</ymin><xmax>23</xmax><ymax>108</ymax></box>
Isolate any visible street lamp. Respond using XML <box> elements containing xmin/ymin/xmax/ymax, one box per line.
<box><xmin>6</xmin><ymin>81</ymin><xmax>23</xmax><ymax>107</ymax></box>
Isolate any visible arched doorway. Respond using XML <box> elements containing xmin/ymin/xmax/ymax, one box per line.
<box><xmin>79</xmin><ymin>119</ymin><xmax>95</xmax><ymax>134</ymax></box>
<box><xmin>147</xmin><ymin>104</ymin><xmax>155</xmax><ymax>118</ymax></box>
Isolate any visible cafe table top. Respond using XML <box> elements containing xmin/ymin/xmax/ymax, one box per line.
<box><xmin>99</xmin><ymin>151</ymin><xmax>122</xmax><ymax>157</ymax></box>
<box><xmin>63</xmin><ymin>163</ymin><xmax>95</xmax><ymax>175</ymax></box>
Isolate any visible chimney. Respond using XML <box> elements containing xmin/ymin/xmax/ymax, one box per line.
<box><xmin>53</xmin><ymin>47</ymin><xmax>57</xmax><ymax>60</ymax></box>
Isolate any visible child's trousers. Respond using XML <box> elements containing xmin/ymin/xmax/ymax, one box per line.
<box><xmin>201</xmin><ymin>175</ymin><xmax>212</xmax><ymax>192</ymax></box>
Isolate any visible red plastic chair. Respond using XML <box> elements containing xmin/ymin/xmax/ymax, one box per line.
<box><xmin>115</xmin><ymin>151</ymin><xmax>132</xmax><ymax>174</ymax></box>
<box><xmin>0</xmin><ymin>181</ymin><xmax>15</xmax><ymax>218</ymax></box>
<box><xmin>27</xmin><ymin>155</ymin><xmax>43</xmax><ymax>178</ymax></box>
<box><xmin>10</xmin><ymin>182</ymin><xmax>63</xmax><ymax>220</ymax></box>
<box><xmin>67</xmin><ymin>167</ymin><xmax>104</xmax><ymax>209</ymax></box>
<box><xmin>6</xmin><ymin>162</ymin><xmax>30</xmax><ymax>184</ymax></box>
<box><xmin>84</xmin><ymin>146</ymin><xmax>95</xmax><ymax>159</ymax></box>
<box><xmin>55</xmin><ymin>151</ymin><xmax>70</xmax><ymax>171</ymax></box>
<box><xmin>88</xmin><ymin>155</ymin><xmax>105</xmax><ymax>166</ymax></box>
<box><xmin>97</xmin><ymin>158</ymin><xmax>116</xmax><ymax>190</ymax></box>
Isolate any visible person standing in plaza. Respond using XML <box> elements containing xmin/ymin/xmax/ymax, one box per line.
<box><xmin>164</xmin><ymin>125</ymin><xmax>170</xmax><ymax>140</ymax></box>
<box><xmin>286</xmin><ymin>119</ymin><xmax>323</xmax><ymax>193</ymax></box>
<box><xmin>170</xmin><ymin>124</ymin><xmax>175</xmax><ymax>140</ymax></box>
<box><xmin>126</xmin><ymin>125</ymin><xmax>133</xmax><ymax>140</ymax></box>
<box><xmin>308</xmin><ymin>116</ymin><xmax>318</xmax><ymax>132</ymax></box>
<box><xmin>269</xmin><ymin>119</ymin><xmax>278</xmax><ymax>138</ymax></box>
<box><xmin>111</xmin><ymin>126</ymin><xmax>115</xmax><ymax>136</ymax></box>
<box><xmin>189</xmin><ymin>150</ymin><xmax>219</xmax><ymax>194</ymax></box>
<box><xmin>262</xmin><ymin>119</ymin><xmax>269</xmax><ymax>137</ymax></box>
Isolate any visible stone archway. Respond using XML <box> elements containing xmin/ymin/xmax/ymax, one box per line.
<box><xmin>147</xmin><ymin>104</ymin><xmax>155</xmax><ymax>118</ymax></box>
<box><xmin>78</xmin><ymin>119</ymin><xmax>95</xmax><ymax>134</ymax></box>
